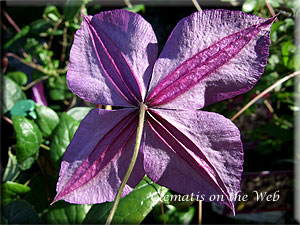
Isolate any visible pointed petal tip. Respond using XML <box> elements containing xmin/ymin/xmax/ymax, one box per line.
<box><xmin>50</xmin><ymin>196</ymin><xmax>60</xmax><ymax>205</ymax></box>
<box><xmin>272</xmin><ymin>12</ymin><xmax>280</xmax><ymax>22</ymax></box>
<box><xmin>231</xmin><ymin>202</ymin><xmax>236</xmax><ymax>216</ymax></box>
<box><xmin>268</xmin><ymin>12</ymin><xmax>280</xmax><ymax>23</ymax></box>
<box><xmin>81</xmin><ymin>11</ymin><xmax>91</xmax><ymax>23</ymax></box>
<box><xmin>259</xmin><ymin>12</ymin><xmax>279</xmax><ymax>28</ymax></box>
<box><xmin>51</xmin><ymin>191</ymin><xmax>65</xmax><ymax>205</ymax></box>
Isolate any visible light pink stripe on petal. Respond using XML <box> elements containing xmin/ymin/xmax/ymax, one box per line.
<box><xmin>54</xmin><ymin>108</ymin><xmax>145</xmax><ymax>204</ymax></box>
<box><xmin>144</xmin><ymin>109</ymin><xmax>243</xmax><ymax>212</ymax></box>
<box><xmin>90</xmin><ymin>9</ymin><xmax>158</xmax><ymax>101</ymax></box>
<box><xmin>147</xmin><ymin>10</ymin><xmax>275</xmax><ymax>109</ymax></box>
<box><xmin>67</xmin><ymin>9</ymin><xmax>158</xmax><ymax>106</ymax></box>
<box><xmin>32</xmin><ymin>81</ymin><xmax>47</xmax><ymax>106</ymax></box>
<box><xmin>83</xmin><ymin>14</ymin><xmax>139</xmax><ymax>104</ymax></box>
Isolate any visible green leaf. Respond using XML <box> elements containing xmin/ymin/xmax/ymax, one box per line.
<box><xmin>10</xmin><ymin>99</ymin><xmax>35</xmax><ymax>117</ymax></box>
<box><xmin>48</xmin><ymin>76</ymin><xmax>73</xmax><ymax>101</ymax></box>
<box><xmin>30</xmin><ymin>19</ymin><xmax>53</xmax><ymax>34</ymax></box>
<box><xmin>267</xmin><ymin>0</ymin><xmax>282</xmax><ymax>8</ymax></box>
<box><xmin>44</xmin><ymin>5</ymin><xmax>61</xmax><ymax>18</ymax></box>
<box><xmin>28</xmin><ymin>111</ymin><xmax>37</xmax><ymax>119</ymax></box>
<box><xmin>281</xmin><ymin>40</ymin><xmax>295</xmax><ymax>67</ymax></box>
<box><xmin>18</xmin><ymin>157</ymin><xmax>36</xmax><ymax>171</ymax></box>
<box><xmin>45</xmin><ymin>201</ymin><xmax>91</xmax><ymax>224</ymax></box>
<box><xmin>48</xmin><ymin>13</ymin><xmax>59</xmax><ymax>22</ymax></box>
<box><xmin>4</xmin><ymin>25</ymin><xmax>30</xmax><ymax>49</ymax></box>
<box><xmin>266</xmin><ymin>54</ymin><xmax>280</xmax><ymax>71</ymax></box>
<box><xmin>2</xmin><ymin>199</ymin><xmax>42</xmax><ymax>224</ymax></box>
<box><xmin>12</xmin><ymin>116</ymin><xmax>42</xmax><ymax>169</ymax></box>
<box><xmin>83</xmin><ymin>177</ymin><xmax>168</xmax><ymax>224</ymax></box>
<box><xmin>170</xmin><ymin>206</ymin><xmax>195</xmax><ymax>224</ymax></box>
<box><xmin>124</xmin><ymin>4</ymin><xmax>146</xmax><ymax>13</ymax></box>
<box><xmin>38</xmin><ymin>48</ymin><xmax>53</xmax><ymax>66</ymax></box>
<box><xmin>279</xmin><ymin>18</ymin><xmax>294</xmax><ymax>32</ymax></box>
<box><xmin>67</xmin><ymin>107</ymin><xmax>92</xmax><ymax>121</ymax></box>
<box><xmin>2</xmin><ymin>181</ymin><xmax>31</xmax><ymax>206</ymax></box>
<box><xmin>2</xmin><ymin>148</ymin><xmax>20</xmax><ymax>182</ymax></box>
<box><xmin>69</xmin><ymin>22</ymin><xmax>81</xmax><ymax>30</ymax></box>
<box><xmin>153</xmin><ymin>205</ymin><xmax>195</xmax><ymax>224</ymax></box>
<box><xmin>1</xmin><ymin>77</ymin><xmax>26</xmax><ymax>114</ymax></box>
<box><xmin>242</xmin><ymin>0</ymin><xmax>258</xmax><ymax>12</ymax></box>
<box><xmin>287</xmin><ymin>0</ymin><xmax>300</xmax><ymax>13</ymax></box>
<box><xmin>50</xmin><ymin>113</ymin><xmax>79</xmax><ymax>168</ymax></box>
<box><xmin>35</xmin><ymin>104</ymin><xmax>59</xmax><ymax>137</ymax></box>
<box><xmin>64</xmin><ymin>0</ymin><xmax>90</xmax><ymax>21</ymax></box>
<box><xmin>6</xmin><ymin>71</ymin><xmax>28</xmax><ymax>86</ymax></box>
<box><xmin>46</xmin><ymin>28</ymin><xmax>64</xmax><ymax>36</ymax></box>
<box><xmin>282</xmin><ymin>40</ymin><xmax>291</xmax><ymax>67</ymax></box>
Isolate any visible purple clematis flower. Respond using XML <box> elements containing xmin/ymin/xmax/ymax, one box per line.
<box><xmin>53</xmin><ymin>9</ymin><xmax>275</xmax><ymax>212</ymax></box>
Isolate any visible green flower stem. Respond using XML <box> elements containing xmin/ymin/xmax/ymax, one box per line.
<box><xmin>105</xmin><ymin>103</ymin><xmax>146</xmax><ymax>225</ymax></box>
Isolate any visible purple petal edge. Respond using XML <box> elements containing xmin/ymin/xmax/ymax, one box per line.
<box><xmin>82</xmin><ymin>14</ymin><xmax>140</xmax><ymax>105</ymax></box>
<box><xmin>147</xmin><ymin>9</ymin><xmax>276</xmax><ymax>109</ymax></box>
<box><xmin>67</xmin><ymin>9</ymin><xmax>158</xmax><ymax>106</ymax></box>
<box><xmin>143</xmin><ymin>109</ymin><xmax>243</xmax><ymax>212</ymax></box>
<box><xmin>32</xmin><ymin>81</ymin><xmax>47</xmax><ymax>106</ymax></box>
<box><xmin>53</xmin><ymin>108</ymin><xmax>145</xmax><ymax>204</ymax></box>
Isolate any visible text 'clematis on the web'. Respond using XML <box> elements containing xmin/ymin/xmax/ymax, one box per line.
<box><xmin>53</xmin><ymin>9</ymin><xmax>276</xmax><ymax>213</ymax></box>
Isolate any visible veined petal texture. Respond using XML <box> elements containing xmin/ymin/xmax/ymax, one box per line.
<box><xmin>67</xmin><ymin>9</ymin><xmax>158</xmax><ymax>107</ymax></box>
<box><xmin>54</xmin><ymin>108</ymin><xmax>145</xmax><ymax>204</ymax></box>
<box><xmin>144</xmin><ymin>109</ymin><xmax>243</xmax><ymax>210</ymax></box>
<box><xmin>147</xmin><ymin>9</ymin><xmax>275</xmax><ymax>109</ymax></box>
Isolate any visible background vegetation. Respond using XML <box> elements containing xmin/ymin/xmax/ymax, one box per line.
<box><xmin>1</xmin><ymin>0</ymin><xmax>299</xmax><ymax>223</ymax></box>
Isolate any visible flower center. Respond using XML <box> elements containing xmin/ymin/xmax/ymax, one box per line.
<box><xmin>140</xmin><ymin>102</ymin><xmax>148</xmax><ymax>111</ymax></box>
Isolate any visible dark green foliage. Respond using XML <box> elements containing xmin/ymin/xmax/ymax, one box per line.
<box><xmin>50</xmin><ymin>113</ymin><xmax>79</xmax><ymax>168</ymax></box>
<box><xmin>83</xmin><ymin>177</ymin><xmax>168</xmax><ymax>224</ymax></box>
<box><xmin>2</xmin><ymin>199</ymin><xmax>42</xmax><ymax>224</ymax></box>
<box><xmin>12</xmin><ymin>116</ymin><xmax>43</xmax><ymax>170</ymax></box>
<box><xmin>2</xmin><ymin>77</ymin><xmax>26</xmax><ymax>114</ymax></box>
<box><xmin>35</xmin><ymin>104</ymin><xmax>60</xmax><ymax>137</ymax></box>
<box><xmin>6</xmin><ymin>71</ymin><xmax>28</xmax><ymax>86</ymax></box>
<box><xmin>1</xmin><ymin>182</ymin><xmax>31</xmax><ymax>206</ymax></box>
<box><xmin>1</xmin><ymin>1</ymin><xmax>297</xmax><ymax>224</ymax></box>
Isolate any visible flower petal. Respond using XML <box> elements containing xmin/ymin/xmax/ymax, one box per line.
<box><xmin>144</xmin><ymin>109</ymin><xmax>243</xmax><ymax>211</ymax></box>
<box><xmin>67</xmin><ymin>9</ymin><xmax>158</xmax><ymax>106</ymax></box>
<box><xmin>32</xmin><ymin>81</ymin><xmax>47</xmax><ymax>106</ymax></box>
<box><xmin>146</xmin><ymin>9</ymin><xmax>275</xmax><ymax>109</ymax></box>
<box><xmin>54</xmin><ymin>108</ymin><xmax>145</xmax><ymax>204</ymax></box>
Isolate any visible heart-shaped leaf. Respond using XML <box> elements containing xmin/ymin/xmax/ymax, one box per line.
<box><xmin>50</xmin><ymin>113</ymin><xmax>79</xmax><ymax>168</ymax></box>
<box><xmin>2</xmin><ymin>77</ymin><xmax>26</xmax><ymax>114</ymax></box>
<box><xmin>12</xmin><ymin>116</ymin><xmax>42</xmax><ymax>170</ymax></box>
<box><xmin>35</xmin><ymin>104</ymin><xmax>59</xmax><ymax>137</ymax></box>
<box><xmin>45</xmin><ymin>201</ymin><xmax>91</xmax><ymax>224</ymax></box>
<box><xmin>10</xmin><ymin>99</ymin><xmax>35</xmax><ymax>117</ymax></box>
<box><xmin>83</xmin><ymin>177</ymin><xmax>168</xmax><ymax>224</ymax></box>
